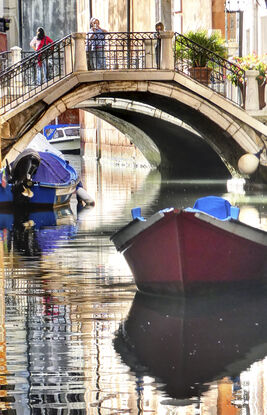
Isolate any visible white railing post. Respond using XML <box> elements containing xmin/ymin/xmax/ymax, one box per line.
<box><xmin>11</xmin><ymin>46</ymin><xmax>22</xmax><ymax>65</ymax></box>
<box><xmin>245</xmin><ymin>70</ymin><xmax>259</xmax><ymax>111</ymax></box>
<box><xmin>64</xmin><ymin>37</ymin><xmax>74</xmax><ymax>75</ymax></box>
<box><xmin>72</xmin><ymin>32</ymin><xmax>87</xmax><ymax>72</ymax></box>
<box><xmin>11</xmin><ymin>46</ymin><xmax>23</xmax><ymax>97</ymax></box>
<box><xmin>160</xmin><ymin>31</ymin><xmax>174</xmax><ymax>70</ymax></box>
<box><xmin>144</xmin><ymin>39</ymin><xmax>156</xmax><ymax>68</ymax></box>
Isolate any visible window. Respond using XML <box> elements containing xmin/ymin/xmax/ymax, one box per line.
<box><xmin>65</xmin><ymin>128</ymin><xmax>80</xmax><ymax>137</ymax></box>
<box><xmin>173</xmin><ymin>0</ymin><xmax>182</xmax><ymax>33</ymax></box>
<box><xmin>53</xmin><ymin>129</ymin><xmax>64</xmax><ymax>139</ymax></box>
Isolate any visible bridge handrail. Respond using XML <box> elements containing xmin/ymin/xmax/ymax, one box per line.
<box><xmin>0</xmin><ymin>31</ymin><xmax>247</xmax><ymax>115</ymax></box>
<box><xmin>0</xmin><ymin>34</ymin><xmax>73</xmax><ymax>113</ymax></box>
<box><xmin>0</xmin><ymin>51</ymin><xmax>12</xmax><ymax>74</ymax></box>
<box><xmin>0</xmin><ymin>35</ymin><xmax>71</xmax><ymax>75</ymax></box>
<box><xmin>0</xmin><ymin>50</ymin><xmax>35</xmax><ymax>75</ymax></box>
<box><xmin>86</xmin><ymin>31</ymin><xmax>159</xmax><ymax>70</ymax></box>
<box><xmin>174</xmin><ymin>32</ymin><xmax>246</xmax><ymax>107</ymax></box>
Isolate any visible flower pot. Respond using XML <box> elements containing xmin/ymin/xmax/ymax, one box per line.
<box><xmin>189</xmin><ymin>67</ymin><xmax>212</xmax><ymax>85</ymax></box>
<box><xmin>258</xmin><ymin>82</ymin><xmax>266</xmax><ymax>110</ymax></box>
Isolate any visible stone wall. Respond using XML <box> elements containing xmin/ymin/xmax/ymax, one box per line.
<box><xmin>80</xmin><ymin>111</ymin><xmax>150</xmax><ymax>168</ymax></box>
<box><xmin>21</xmin><ymin>0</ymin><xmax>77</xmax><ymax>50</ymax></box>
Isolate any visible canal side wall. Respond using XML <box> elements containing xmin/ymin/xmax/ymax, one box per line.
<box><xmin>80</xmin><ymin>111</ymin><xmax>151</xmax><ymax>168</ymax></box>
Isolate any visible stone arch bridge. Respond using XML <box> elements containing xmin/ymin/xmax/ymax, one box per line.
<box><xmin>1</xmin><ymin>32</ymin><xmax>267</xmax><ymax>181</ymax></box>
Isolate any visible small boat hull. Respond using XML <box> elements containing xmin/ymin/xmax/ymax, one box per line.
<box><xmin>0</xmin><ymin>150</ymin><xmax>79</xmax><ymax>208</ymax></box>
<box><xmin>50</xmin><ymin>137</ymin><xmax>80</xmax><ymax>154</ymax></box>
<box><xmin>111</xmin><ymin>208</ymin><xmax>267</xmax><ymax>296</ymax></box>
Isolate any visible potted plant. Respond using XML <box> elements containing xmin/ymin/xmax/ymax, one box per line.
<box><xmin>227</xmin><ymin>53</ymin><xmax>267</xmax><ymax>109</ymax></box>
<box><xmin>176</xmin><ymin>29</ymin><xmax>227</xmax><ymax>84</ymax></box>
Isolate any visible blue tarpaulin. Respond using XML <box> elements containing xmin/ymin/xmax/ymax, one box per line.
<box><xmin>32</xmin><ymin>152</ymin><xmax>71</xmax><ymax>184</ymax></box>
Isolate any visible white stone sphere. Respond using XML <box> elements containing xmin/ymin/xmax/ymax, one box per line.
<box><xmin>238</xmin><ymin>153</ymin><xmax>259</xmax><ymax>175</ymax></box>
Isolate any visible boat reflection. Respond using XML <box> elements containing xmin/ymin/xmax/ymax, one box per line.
<box><xmin>114</xmin><ymin>291</ymin><xmax>267</xmax><ymax>401</ymax></box>
<box><xmin>0</xmin><ymin>206</ymin><xmax>77</xmax><ymax>256</ymax></box>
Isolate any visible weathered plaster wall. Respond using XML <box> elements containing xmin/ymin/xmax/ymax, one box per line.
<box><xmin>182</xmin><ymin>0</ymin><xmax>212</xmax><ymax>33</ymax></box>
<box><xmin>21</xmin><ymin>0</ymin><xmax>77</xmax><ymax>50</ymax></box>
<box><xmin>3</xmin><ymin>0</ymin><xmax>19</xmax><ymax>49</ymax></box>
<box><xmin>77</xmin><ymin>0</ymin><xmax>156</xmax><ymax>32</ymax></box>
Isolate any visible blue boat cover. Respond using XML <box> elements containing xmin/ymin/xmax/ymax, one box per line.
<box><xmin>32</xmin><ymin>152</ymin><xmax>71</xmax><ymax>184</ymax></box>
<box><xmin>189</xmin><ymin>196</ymin><xmax>239</xmax><ymax>220</ymax></box>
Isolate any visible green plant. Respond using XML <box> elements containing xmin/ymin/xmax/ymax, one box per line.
<box><xmin>176</xmin><ymin>29</ymin><xmax>227</xmax><ymax>68</ymax></box>
<box><xmin>227</xmin><ymin>53</ymin><xmax>267</xmax><ymax>86</ymax></box>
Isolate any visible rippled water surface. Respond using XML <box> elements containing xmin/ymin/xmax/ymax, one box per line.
<box><xmin>0</xmin><ymin>156</ymin><xmax>267</xmax><ymax>414</ymax></box>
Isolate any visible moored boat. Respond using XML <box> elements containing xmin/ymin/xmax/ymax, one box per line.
<box><xmin>111</xmin><ymin>196</ymin><xmax>267</xmax><ymax>296</ymax></box>
<box><xmin>0</xmin><ymin>148</ymin><xmax>79</xmax><ymax>208</ymax></box>
<box><xmin>43</xmin><ymin>124</ymin><xmax>80</xmax><ymax>154</ymax></box>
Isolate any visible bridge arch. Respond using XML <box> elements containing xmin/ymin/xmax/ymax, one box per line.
<box><xmin>2</xmin><ymin>76</ymin><xmax>267</xmax><ymax>180</ymax></box>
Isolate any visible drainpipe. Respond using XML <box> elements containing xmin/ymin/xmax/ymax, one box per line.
<box><xmin>18</xmin><ymin>0</ymin><xmax>22</xmax><ymax>48</ymax></box>
<box><xmin>126</xmin><ymin>0</ymin><xmax>131</xmax><ymax>68</ymax></box>
<box><xmin>252</xmin><ymin>0</ymin><xmax>258</xmax><ymax>54</ymax></box>
<box><xmin>89</xmin><ymin>0</ymin><xmax>92</xmax><ymax>19</ymax></box>
<box><xmin>239</xmin><ymin>11</ymin><xmax>243</xmax><ymax>57</ymax></box>
<box><xmin>127</xmin><ymin>0</ymin><xmax>131</xmax><ymax>32</ymax></box>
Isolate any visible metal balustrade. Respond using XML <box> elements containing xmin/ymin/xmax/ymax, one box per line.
<box><xmin>0</xmin><ymin>51</ymin><xmax>34</xmax><ymax>75</ymax></box>
<box><xmin>0</xmin><ymin>31</ymin><xmax>247</xmax><ymax>115</ymax></box>
<box><xmin>0</xmin><ymin>35</ymin><xmax>73</xmax><ymax>112</ymax></box>
<box><xmin>0</xmin><ymin>51</ymin><xmax>11</xmax><ymax>73</ymax></box>
<box><xmin>174</xmin><ymin>33</ymin><xmax>246</xmax><ymax>107</ymax></box>
<box><xmin>86</xmin><ymin>31</ymin><xmax>159</xmax><ymax>70</ymax></box>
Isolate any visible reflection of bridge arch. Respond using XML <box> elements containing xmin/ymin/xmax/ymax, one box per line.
<box><xmin>2</xmin><ymin>74</ymin><xmax>267</xmax><ymax>180</ymax></box>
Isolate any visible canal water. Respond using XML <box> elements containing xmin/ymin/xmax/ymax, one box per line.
<box><xmin>0</xmin><ymin>155</ymin><xmax>267</xmax><ymax>414</ymax></box>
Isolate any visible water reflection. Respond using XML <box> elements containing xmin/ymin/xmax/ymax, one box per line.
<box><xmin>114</xmin><ymin>291</ymin><xmax>267</xmax><ymax>402</ymax></box>
<box><xmin>0</xmin><ymin>158</ymin><xmax>267</xmax><ymax>414</ymax></box>
<box><xmin>0</xmin><ymin>206</ymin><xmax>77</xmax><ymax>257</ymax></box>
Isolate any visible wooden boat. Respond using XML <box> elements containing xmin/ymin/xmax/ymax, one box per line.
<box><xmin>43</xmin><ymin>124</ymin><xmax>80</xmax><ymax>154</ymax></box>
<box><xmin>114</xmin><ymin>291</ymin><xmax>267</xmax><ymax>400</ymax></box>
<box><xmin>0</xmin><ymin>148</ymin><xmax>79</xmax><ymax>208</ymax></box>
<box><xmin>111</xmin><ymin>196</ymin><xmax>267</xmax><ymax>296</ymax></box>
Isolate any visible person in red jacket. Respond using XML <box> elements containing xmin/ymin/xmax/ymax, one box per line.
<box><xmin>30</xmin><ymin>27</ymin><xmax>53</xmax><ymax>85</ymax></box>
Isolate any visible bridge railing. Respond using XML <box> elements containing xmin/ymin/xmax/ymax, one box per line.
<box><xmin>0</xmin><ymin>35</ymin><xmax>73</xmax><ymax>113</ymax></box>
<box><xmin>0</xmin><ymin>31</ymin><xmax>248</xmax><ymax>115</ymax></box>
<box><xmin>0</xmin><ymin>50</ymin><xmax>34</xmax><ymax>74</ymax></box>
<box><xmin>86</xmin><ymin>31</ymin><xmax>159</xmax><ymax>70</ymax></box>
<box><xmin>174</xmin><ymin>33</ymin><xmax>246</xmax><ymax>107</ymax></box>
<box><xmin>0</xmin><ymin>51</ymin><xmax>11</xmax><ymax>73</ymax></box>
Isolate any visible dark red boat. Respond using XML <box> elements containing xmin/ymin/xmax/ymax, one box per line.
<box><xmin>111</xmin><ymin>196</ymin><xmax>267</xmax><ymax>296</ymax></box>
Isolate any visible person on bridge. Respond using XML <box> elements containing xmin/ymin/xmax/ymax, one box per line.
<box><xmin>30</xmin><ymin>27</ymin><xmax>53</xmax><ymax>85</ymax></box>
<box><xmin>88</xmin><ymin>18</ymin><xmax>107</xmax><ymax>70</ymax></box>
<box><xmin>155</xmin><ymin>21</ymin><xmax>164</xmax><ymax>69</ymax></box>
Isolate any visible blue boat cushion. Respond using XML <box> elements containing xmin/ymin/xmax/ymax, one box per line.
<box><xmin>31</xmin><ymin>152</ymin><xmax>71</xmax><ymax>184</ymax></box>
<box><xmin>188</xmin><ymin>196</ymin><xmax>239</xmax><ymax>220</ymax></box>
<box><xmin>131</xmin><ymin>207</ymin><xmax>145</xmax><ymax>221</ymax></box>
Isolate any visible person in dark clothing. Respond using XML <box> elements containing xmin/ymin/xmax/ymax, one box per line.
<box><xmin>155</xmin><ymin>21</ymin><xmax>164</xmax><ymax>69</ymax></box>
